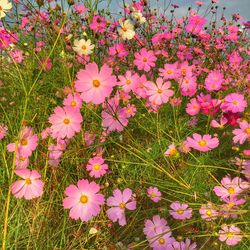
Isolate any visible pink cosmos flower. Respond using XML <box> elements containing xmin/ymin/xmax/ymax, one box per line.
<box><xmin>186</xmin><ymin>15</ymin><xmax>207</xmax><ymax>34</ymax></box>
<box><xmin>7</xmin><ymin>127</ymin><xmax>38</xmax><ymax>157</ymax></box>
<box><xmin>199</xmin><ymin>202</ymin><xmax>218</xmax><ymax>221</ymax></box>
<box><xmin>143</xmin><ymin>215</ymin><xmax>169</xmax><ymax>238</ymax></box>
<box><xmin>159</xmin><ymin>62</ymin><xmax>179</xmax><ymax>80</ymax></box>
<box><xmin>73</xmin><ymin>3</ymin><xmax>87</xmax><ymax>14</ymax></box>
<box><xmin>108</xmin><ymin>43</ymin><xmax>128</xmax><ymax>58</ymax></box>
<box><xmin>213</xmin><ymin>175</ymin><xmax>249</xmax><ymax>200</ymax></box>
<box><xmin>219</xmin><ymin>225</ymin><xmax>242</xmax><ymax>246</ymax></box>
<box><xmin>134</xmin><ymin>48</ymin><xmax>156</xmax><ymax>72</ymax></box>
<box><xmin>89</xmin><ymin>15</ymin><xmax>106</xmax><ymax>33</ymax></box>
<box><xmin>10</xmin><ymin>49</ymin><xmax>24</xmax><ymax>63</ymax></box>
<box><xmin>210</xmin><ymin>116</ymin><xmax>228</xmax><ymax>129</ymax></box>
<box><xmin>0</xmin><ymin>124</ymin><xmax>8</xmax><ymax>140</ymax></box>
<box><xmin>63</xmin><ymin>93</ymin><xmax>82</xmax><ymax>110</ymax></box>
<box><xmin>179</xmin><ymin>76</ymin><xmax>197</xmax><ymax>97</ymax></box>
<box><xmin>11</xmin><ymin>169</ymin><xmax>44</xmax><ymax>200</ymax></box>
<box><xmin>232</xmin><ymin>121</ymin><xmax>250</xmax><ymax>144</ymax></box>
<box><xmin>170</xmin><ymin>239</ymin><xmax>197</xmax><ymax>250</ymax></box>
<box><xmin>84</xmin><ymin>131</ymin><xmax>96</xmax><ymax>147</ymax></box>
<box><xmin>186</xmin><ymin>98</ymin><xmax>200</xmax><ymax>116</ymax></box>
<box><xmin>164</xmin><ymin>144</ymin><xmax>179</xmax><ymax>157</ymax></box>
<box><xmin>169</xmin><ymin>201</ymin><xmax>192</xmax><ymax>220</ymax></box>
<box><xmin>134</xmin><ymin>74</ymin><xmax>150</xmax><ymax>98</ymax></box>
<box><xmin>86</xmin><ymin>156</ymin><xmax>108</xmax><ymax>178</ymax></box>
<box><xmin>15</xmin><ymin>153</ymin><xmax>30</xmax><ymax>169</ymax></box>
<box><xmin>186</xmin><ymin>133</ymin><xmax>219</xmax><ymax>152</ymax></box>
<box><xmin>75</xmin><ymin>62</ymin><xmax>117</xmax><ymax>104</ymax></box>
<box><xmin>204</xmin><ymin>70</ymin><xmax>224</xmax><ymax>92</ymax></box>
<box><xmin>118</xmin><ymin>71</ymin><xmax>139</xmax><ymax>93</ymax></box>
<box><xmin>49</xmin><ymin>106</ymin><xmax>82</xmax><ymax>139</ymax></box>
<box><xmin>106</xmin><ymin>188</ymin><xmax>136</xmax><ymax>226</ymax></box>
<box><xmin>146</xmin><ymin>78</ymin><xmax>174</xmax><ymax>105</ymax></box>
<box><xmin>123</xmin><ymin>104</ymin><xmax>136</xmax><ymax>118</ymax></box>
<box><xmin>147</xmin><ymin>187</ymin><xmax>162</xmax><ymax>203</ymax></box>
<box><xmin>221</xmin><ymin>93</ymin><xmax>247</xmax><ymax>113</ymax></box>
<box><xmin>63</xmin><ymin>179</ymin><xmax>105</xmax><ymax>221</ymax></box>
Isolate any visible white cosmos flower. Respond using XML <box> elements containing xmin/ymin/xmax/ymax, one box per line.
<box><xmin>118</xmin><ymin>19</ymin><xmax>135</xmax><ymax>40</ymax></box>
<box><xmin>131</xmin><ymin>11</ymin><xmax>146</xmax><ymax>24</ymax></box>
<box><xmin>73</xmin><ymin>39</ymin><xmax>95</xmax><ymax>56</ymax></box>
<box><xmin>0</xmin><ymin>0</ymin><xmax>12</xmax><ymax>19</ymax></box>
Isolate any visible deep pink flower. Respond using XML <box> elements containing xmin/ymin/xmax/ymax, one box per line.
<box><xmin>63</xmin><ymin>179</ymin><xmax>105</xmax><ymax>221</ymax></box>
<box><xmin>86</xmin><ymin>156</ymin><xmax>108</xmax><ymax>178</ymax></box>
<box><xmin>89</xmin><ymin>15</ymin><xmax>106</xmax><ymax>33</ymax></box>
<box><xmin>134</xmin><ymin>48</ymin><xmax>156</xmax><ymax>72</ymax></box>
<box><xmin>147</xmin><ymin>187</ymin><xmax>162</xmax><ymax>203</ymax></box>
<box><xmin>108</xmin><ymin>43</ymin><xmax>128</xmax><ymax>58</ymax></box>
<box><xmin>169</xmin><ymin>201</ymin><xmax>192</xmax><ymax>220</ymax></box>
<box><xmin>219</xmin><ymin>225</ymin><xmax>242</xmax><ymax>246</ymax></box>
<box><xmin>232</xmin><ymin>120</ymin><xmax>250</xmax><ymax>144</ymax></box>
<box><xmin>106</xmin><ymin>188</ymin><xmax>136</xmax><ymax>226</ymax></box>
<box><xmin>146</xmin><ymin>78</ymin><xmax>174</xmax><ymax>105</ymax></box>
<box><xmin>75</xmin><ymin>62</ymin><xmax>117</xmax><ymax>104</ymax></box>
<box><xmin>49</xmin><ymin>106</ymin><xmax>82</xmax><ymax>139</ymax></box>
<box><xmin>11</xmin><ymin>169</ymin><xmax>44</xmax><ymax>200</ymax></box>
<box><xmin>205</xmin><ymin>70</ymin><xmax>224</xmax><ymax>91</ymax></box>
<box><xmin>186</xmin><ymin>133</ymin><xmax>219</xmax><ymax>152</ymax></box>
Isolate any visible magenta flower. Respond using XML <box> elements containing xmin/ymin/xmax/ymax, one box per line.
<box><xmin>186</xmin><ymin>133</ymin><xmax>219</xmax><ymax>152</ymax></box>
<box><xmin>146</xmin><ymin>78</ymin><xmax>174</xmax><ymax>105</ymax></box>
<box><xmin>49</xmin><ymin>106</ymin><xmax>82</xmax><ymax>139</ymax></box>
<box><xmin>213</xmin><ymin>175</ymin><xmax>249</xmax><ymax>200</ymax></box>
<box><xmin>199</xmin><ymin>202</ymin><xmax>218</xmax><ymax>221</ymax></box>
<box><xmin>134</xmin><ymin>48</ymin><xmax>156</xmax><ymax>72</ymax></box>
<box><xmin>106</xmin><ymin>188</ymin><xmax>136</xmax><ymax>226</ymax></box>
<box><xmin>232</xmin><ymin>120</ymin><xmax>250</xmax><ymax>144</ymax></box>
<box><xmin>63</xmin><ymin>179</ymin><xmax>105</xmax><ymax>222</ymax></box>
<box><xmin>75</xmin><ymin>62</ymin><xmax>117</xmax><ymax>104</ymax></box>
<box><xmin>143</xmin><ymin>215</ymin><xmax>169</xmax><ymax>238</ymax></box>
<box><xmin>221</xmin><ymin>93</ymin><xmax>247</xmax><ymax>113</ymax></box>
<box><xmin>147</xmin><ymin>187</ymin><xmax>162</xmax><ymax>203</ymax></box>
<box><xmin>0</xmin><ymin>124</ymin><xmax>8</xmax><ymax>140</ymax></box>
<box><xmin>86</xmin><ymin>156</ymin><xmax>108</xmax><ymax>178</ymax></box>
<box><xmin>219</xmin><ymin>225</ymin><xmax>242</xmax><ymax>246</ymax></box>
<box><xmin>169</xmin><ymin>201</ymin><xmax>192</xmax><ymax>220</ymax></box>
<box><xmin>11</xmin><ymin>169</ymin><xmax>44</xmax><ymax>200</ymax></box>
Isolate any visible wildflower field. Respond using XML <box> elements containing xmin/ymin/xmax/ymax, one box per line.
<box><xmin>0</xmin><ymin>0</ymin><xmax>250</xmax><ymax>249</ymax></box>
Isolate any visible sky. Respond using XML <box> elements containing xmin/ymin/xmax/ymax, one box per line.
<box><xmin>104</xmin><ymin>0</ymin><xmax>250</xmax><ymax>22</ymax></box>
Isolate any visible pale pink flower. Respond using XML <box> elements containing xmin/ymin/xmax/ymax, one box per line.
<box><xmin>147</xmin><ymin>187</ymin><xmax>162</xmax><ymax>203</ymax></box>
<box><xmin>210</xmin><ymin>116</ymin><xmax>228</xmax><ymax>129</ymax></box>
<box><xmin>118</xmin><ymin>71</ymin><xmax>139</xmax><ymax>93</ymax></box>
<box><xmin>186</xmin><ymin>98</ymin><xmax>200</xmax><ymax>116</ymax></box>
<box><xmin>213</xmin><ymin>175</ymin><xmax>249</xmax><ymax>200</ymax></box>
<box><xmin>170</xmin><ymin>239</ymin><xmax>197</xmax><ymax>250</ymax></box>
<box><xmin>205</xmin><ymin>70</ymin><xmax>224</xmax><ymax>92</ymax></box>
<box><xmin>199</xmin><ymin>202</ymin><xmax>218</xmax><ymax>221</ymax></box>
<box><xmin>63</xmin><ymin>179</ymin><xmax>105</xmax><ymax>221</ymax></box>
<box><xmin>63</xmin><ymin>93</ymin><xmax>82</xmax><ymax>110</ymax></box>
<box><xmin>146</xmin><ymin>78</ymin><xmax>174</xmax><ymax>105</ymax></box>
<box><xmin>159</xmin><ymin>62</ymin><xmax>179</xmax><ymax>80</ymax></box>
<box><xmin>11</xmin><ymin>169</ymin><xmax>44</xmax><ymax>200</ymax></box>
<box><xmin>221</xmin><ymin>93</ymin><xmax>247</xmax><ymax>113</ymax></box>
<box><xmin>164</xmin><ymin>144</ymin><xmax>179</xmax><ymax>157</ymax></box>
<box><xmin>219</xmin><ymin>225</ymin><xmax>242</xmax><ymax>246</ymax></box>
<box><xmin>134</xmin><ymin>48</ymin><xmax>156</xmax><ymax>72</ymax></box>
<box><xmin>186</xmin><ymin>133</ymin><xmax>219</xmax><ymax>152</ymax></box>
<box><xmin>123</xmin><ymin>104</ymin><xmax>136</xmax><ymax>118</ymax></box>
<box><xmin>75</xmin><ymin>62</ymin><xmax>117</xmax><ymax>104</ymax></box>
<box><xmin>0</xmin><ymin>124</ymin><xmax>8</xmax><ymax>140</ymax></box>
<box><xmin>49</xmin><ymin>106</ymin><xmax>82</xmax><ymax>139</ymax></box>
<box><xmin>86</xmin><ymin>156</ymin><xmax>108</xmax><ymax>178</ymax></box>
<box><xmin>106</xmin><ymin>188</ymin><xmax>136</xmax><ymax>226</ymax></box>
<box><xmin>232</xmin><ymin>120</ymin><xmax>250</xmax><ymax>144</ymax></box>
<box><xmin>169</xmin><ymin>201</ymin><xmax>192</xmax><ymax>220</ymax></box>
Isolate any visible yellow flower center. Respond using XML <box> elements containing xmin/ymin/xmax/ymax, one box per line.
<box><xmin>20</xmin><ymin>139</ymin><xmax>28</xmax><ymax>146</ymax></box>
<box><xmin>25</xmin><ymin>178</ymin><xmax>32</xmax><ymax>185</ymax></box>
<box><xmin>63</xmin><ymin>118</ymin><xmax>70</xmax><ymax>125</ymax></box>
<box><xmin>126</xmin><ymin>79</ymin><xmax>131</xmax><ymax>85</ymax></box>
<box><xmin>232</xmin><ymin>101</ymin><xmax>238</xmax><ymax>105</ymax></box>
<box><xmin>245</xmin><ymin>128</ymin><xmax>250</xmax><ymax>134</ymax></box>
<box><xmin>122</xmin><ymin>27</ymin><xmax>127</xmax><ymax>32</ymax></box>
<box><xmin>119</xmin><ymin>202</ymin><xmax>126</xmax><ymax>209</ymax></box>
<box><xmin>92</xmin><ymin>79</ymin><xmax>101</xmax><ymax>88</ymax></box>
<box><xmin>93</xmin><ymin>163</ymin><xmax>101</xmax><ymax>171</ymax></box>
<box><xmin>150</xmin><ymin>192</ymin><xmax>156</xmax><ymax>198</ymax></box>
<box><xmin>198</xmin><ymin>140</ymin><xmax>207</xmax><ymax>147</ymax></box>
<box><xmin>71</xmin><ymin>100</ymin><xmax>76</xmax><ymax>107</ymax></box>
<box><xmin>227</xmin><ymin>187</ymin><xmax>235</xmax><ymax>194</ymax></box>
<box><xmin>227</xmin><ymin>232</ymin><xmax>233</xmax><ymax>239</ymax></box>
<box><xmin>80</xmin><ymin>195</ymin><xmax>88</xmax><ymax>204</ymax></box>
<box><xmin>167</xmin><ymin>70</ymin><xmax>172</xmax><ymax>75</ymax></box>
<box><xmin>143</xmin><ymin>57</ymin><xmax>147</xmax><ymax>62</ymax></box>
<box><xmin>127</xmin><ymin>108</ymin><xmax>131</xmax><ymax>114</ymax></box>
<box><xmin>169</xmin><ymin>148</ymin><xmax>177</xmax><ymax>156</ymax></box>
<box><xmin>157</xmin><ymin>89</ymin><xmax>163</xmax><ymax>94</ymax></box>
<box><xmin>177</xmin><ymin>209</ymin><xmax>184</xmax><ymax>215</ymax></box>
<box><xmin>82</xmin><ymin>45</ymin><xmax>87</xmax><ymax>50</ymax></box>
<box><xmin>206</xmin><ymin>209</ymin><xmax>212</xmax><ymax>216</ymax></box>
<box><xmin>158</xmin><ymin>238</ymin><xmax>165</xmax><ymax>245</ymax></box>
